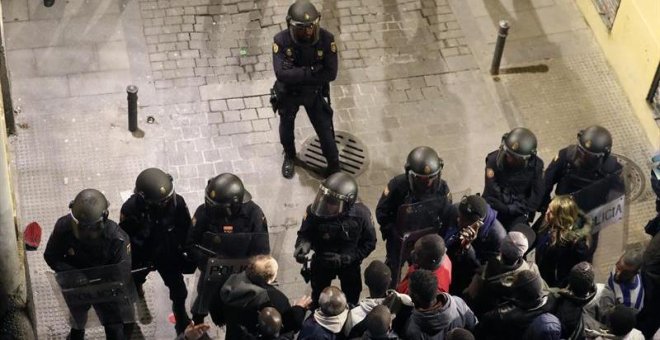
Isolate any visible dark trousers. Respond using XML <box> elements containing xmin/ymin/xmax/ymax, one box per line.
<box><xmin>133</xmin><ymin>264</ymin><xmax>190</xmax><ymax>333</ymax></box>
<box><xmin>68</xmin><ymin>303</ymin><xmax>125</xmax><ymax>340</ymax></box>
<box><xmin>278</xmin><ymin>91</ymin><xmax>339</xmax><ymax>165</ymax></box>
<box><xmin>310</xmin><ymin>258</ymin><xmax>361</xmax><ymax>306</ymax></box>
<box><xmin>384</xmin><ymin>237</ymin><xmax>403</xmax><ymax>289</ymax></box>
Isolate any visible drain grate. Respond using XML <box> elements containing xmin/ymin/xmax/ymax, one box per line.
<box><xmin>613</xmin><ymin>153</ymin><xmax>646</xmax><ymax>202</ymax></box>
<box><xmin>298</xmin><ymin>131</ymin><xmax>369</xmax><ymax>177</ymax></box>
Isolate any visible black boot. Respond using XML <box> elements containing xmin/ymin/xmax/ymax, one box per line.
<box><xmin>282</xmin><ymin>155</ymin><xmax>295</xmax><ymax>179</ymax></box>
<box><xmin>44</xmin><ymin>0</ymin><xmax>55</xmax><ymax>7</ymax></box>
<box><xmin>67</xmin><ymin>329</ymin><xmax>85</xmax><ymax>340</ymax></box>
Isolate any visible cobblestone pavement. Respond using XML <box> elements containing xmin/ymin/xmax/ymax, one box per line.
<box><xmin>2</xmin><ymin>0</ymin><xmax>657</xmax><ymax>338</ymax></box>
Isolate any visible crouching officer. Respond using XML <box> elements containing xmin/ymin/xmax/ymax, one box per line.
<box><xmin>542</xmin><ymin>125</ymin><xmax>623</xmax><ymax>259</ymax></box>
<box><xmin>482</xmin><ymin>128</ymin><xmax>544</xmax><ymax>230</ymax></box>
<box><xmin>376</xmin><ymin>146</ymin><xmax>453</xmax><ymax>287</ymax></box>
<box><xmin>186</xmin><ymin>173</ymin><xmax>270</xmax><ymax>324</ymax></box>
<box><xmin>120</xmin><ymin>168</ymin><xmax>192</xmax><ymax>335</ymax></box>
<box><xmin>44</xmin><ymin>189</ymin><xmax>130</xmax><ymax>340</ymax></box>
<box><xmin>271</xmin><ymin>0</ymin><xmax>340</xmax><ymax>179</ymax></box>
<box><xmin>294</xmin><ymin>172</ymin><xmax>377</xmax><ymax>305</ymax></box>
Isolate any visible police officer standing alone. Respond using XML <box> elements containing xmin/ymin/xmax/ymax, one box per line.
<box><xmin>376</xmin><ymin>146</ymin><xmax>453</xmax><ymax>287</ymax></box>
<box><xmin>272</xmin><ymin>0</ymin><xmax>340</xmax><ymax>179</ymax></box>
<box><xmin>186</xmin><ymin>173</ymin><xmax>270</xmax><ymax>324</ymax></box>
<box><xmin>482</xmin><ymin>128</ymin><xmax>544</xmax><ymax>230</ymax></box>
<box><xmin>294</xmin><ymin>172</ymin><xmax>377</xmax><ymax>305</ymax></box>
<box><xmin>44</xmin><ymin>189</ymin><xmax>130</xmax><ymax>340</ymax></box>
<box><xmin>542</xmin><ymin>125</ymin><xmax>623</xmax><ymax>258</ymax></box>
<box><xmin>120</xmin><ymin>168</ymin><xmax>192</xmax><ymax>335</ymax></box>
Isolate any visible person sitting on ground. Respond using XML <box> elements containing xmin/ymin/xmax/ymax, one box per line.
<box><xmin>404</xmin><ymin>270</ymin><xmax>477</xmax><ymax>339</ymax></box>
<box><xmin>607</xmin><ymin>248</ymin><xmax>645</xmax><ymax>312</ymax></box>
<box><xmin>298</xmin><ymin>286</ymin><xmax>350</xmax><ymax>340</ymax></box>
<box><xmin>357</xmin><ymin>305</ymin><xmax>399</xmax><ymax>339</ymax></box>
<box><xmin>476</xmin><ymin>270</ymin><xmax>556</xmax><ymax>339</ymax></box>
<box><xmin>446</xmin><ymin>328</ymin><xmax>475</xmax><ymax>340</ymax></box>
<box><xmin>585</xmin><ymin>305</ymin><xmax>644</xmax><ymax>339</ymax></box>
<box><xmin>554</xmin><ymin>262</ymin><xmax>614</xmax><ymax>339</ymax></box>
<box><xmin>465</xmin><ymin>225</ymin><xmax>547</xmax><ymax>315</ymax></box>
<box><xmin>522</xmin><ymin>313</ymin><xmax>561</xmax><ymax>340</ymax></box>
<box><xmin>218</xmin><ymin>255</ymin><xmax>310</xmax><ymax>339</ymax></box>
<box><xmin>396</xmin><ymin>234</ymin><xmax>452</xmax><ymax>295</ymax></box>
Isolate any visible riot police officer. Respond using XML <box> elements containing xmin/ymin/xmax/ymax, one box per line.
<box><xmin>120</xmin><ymin>168</ymin><xmax>192</xmax><ymax>335</ymax></box>
<box><xmin>376</xmin><ymin>146</ymin><xmax>453</xmax><ymax>287</ymax></box>
<box><xmin>542</xmin><ymin>125</ymin><xmax>623</xmax><ymax>259</ymax></box>
<box><xmin>186</xmin><ymin>173</ymin><xmax>270</xmax><ymax>324</ymax></box>
<box><xmin>294</xmin><ymin>172</ymin><xmax>376</xmax><ymax>305</ymax></box>
<box><xmin>272</xmin><ymin>0</ymin><xmax>340</xmax><ymax>179</ymax></box>
<box><xmin>44</xmin><ymin>189</ymin><xmax>130</xmax><ymax>340</ymax></box>
<box><xmin>483</xmin><ymin>127</ymin><xmax>544</xmax><ymax>230</ymax></box>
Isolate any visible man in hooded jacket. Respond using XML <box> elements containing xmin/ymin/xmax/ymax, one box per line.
<box><xmin>404</xmin><ymin>270</ymin><xmax>477</xmax><ymax>339</ymax></box>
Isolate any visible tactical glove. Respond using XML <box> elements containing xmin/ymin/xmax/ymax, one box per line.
<box><xmin>294</xmin><ymin>241</ymin><xmax>312</xmax><ymax>264</ymax></box>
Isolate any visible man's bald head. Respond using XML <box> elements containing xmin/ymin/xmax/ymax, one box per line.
<box><xmin>258</xmin><ymin>306</ymin><xmax>282</xmax><ymax>338</ymax></box>
<box><xmin>246</xmin><ymin>255</ymin><xmax>279</xmax><ymax>284</ymax></box>
<box><xmin>319</xmin><ymin>286</ymin><xmax>347</xmax><ymax>316</ymax></box>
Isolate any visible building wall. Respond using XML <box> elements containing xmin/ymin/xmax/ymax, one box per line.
<box><xmin>576</xmin><ymin>0</ymin><xmax>660</xmax><ymax>149</ymax></box>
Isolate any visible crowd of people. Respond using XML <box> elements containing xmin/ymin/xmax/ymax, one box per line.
<box><xmin>41</xmin><ymin>122</ymin><xmax>660</xmax><ymax>340</ymax></box>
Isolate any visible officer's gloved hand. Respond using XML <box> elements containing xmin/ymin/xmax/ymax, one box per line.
<box><xmin>310</xmin><ymin>64</ymin><xmax>324</xmax><ymax>74</ymax></box>
<box><xmin>319</xmin><ymin>252</ymin><xmax>342</xmax><ymax>270</ymax></box>
<box><xmin>294</xmin><ymin>241</ymin><xmax>312</xmax><ymax>264</ymax></box>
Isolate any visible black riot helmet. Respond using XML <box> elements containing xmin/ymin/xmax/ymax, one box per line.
<box><xmin>69</xmin><ymin>189</ymin><xmax>109</xmax><ymax>242</ymax></box>
<box><xmin>573</xmin><ymin>125</ymin><xmax>612</xmax><ymax>170</ymax></box>
<box><xmin>496</xmin><ymin>127</ymin><xmax>538</xmax><ymax>170</ymax></box>
<box><xmin>404</xmin><ymin>146</ymin><xmax>444</xmax><ymax>198</ymax></box>
<box><xmin>286</xmin><ymin>0</ymin><xmax>321</xmax><ymax>46</ymax></box>
<box><xmin>134</xmin><ymin>168</ymin><xmax>175</xmax><ymax>209</ymax></box>
<box><xmin>205</xmin><ymin>173</ymin><xmax>252</xmax><ymax>219</ymax></box>
<box><xmin>310</xmin><ymin>172</ymin><xmax>358</xmax><ymax>218</ymax></box>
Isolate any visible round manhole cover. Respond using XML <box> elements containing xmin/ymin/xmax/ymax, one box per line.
<box><xmin>298</xmin><ymin>131</ymin><xmax>369</xmax><ymax>177</ymax></box>
<box><xmin>613</xmin><ymin>153</ymin><xmax>646</xmax><ymax>202</ymax></box>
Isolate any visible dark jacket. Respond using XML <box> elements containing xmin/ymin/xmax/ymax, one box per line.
<box><xmin>376</xmin><ymin>174</ymin><xmax>452</xmax><ymax>241</ymax></box>
<box><xmin>298</xmin><ymin>312</ymin><xmax>349</xmax><ymax>340</ymax></box>
<box><xmin>404</xmin><ymin>293</ymin><xmax>477</xmax><ymax>340</ymax></box>
<box><xmin>542</xmin><ymin>146</ymin><xmax>622</xmax><ymax>209</ymax></box>
<box><xmin>217</xmin><ymin>272</ymin><xmax>306</xmax><ymax>340</ymax></box>
<box><xmin>476</xmin><ymin>294</ymin><xmax>557</xmax><ymax>340</ymax></box>
<box><xmin>523</xmin><ymin>313</ymin><xmax>562</xmax><ymax>340</ymax></box>
<box><xmin>273</xmin><ymin>28</ymin><xmax>338</xmax><ymax>88</ymax></box>
<box><xmin>553</xmin><ymin>288</ymin><xmax>599</xmax><ymax>340</ymax></box>
<box><xmin>483</xmin><ymin>150</ymin><xmax>545</xmax><ymax>220</ymax></box>
<box><xmin>296</xmin><ymin>202</ymin><xmax>376</xmax><ymax>266</ymax></box>
<box><xmin>44</xmin><ymin>215</ymin><xmax>130</xmax><ymax>272</ymax></box>
<box><xmin>120</xmin><ymin>194</ymin><xmax>191</xmax><ymax>268</ymax></box>
<box><xmin>638</xmin><ymin>231</ymin><xmax>660</xmax><ymax>337</ymax></box>
<box><xmin>355</xmin><ymin>331</ymin><xmax>400</xmax><ymax>339</ymax></box>
<box><xmin>186</xmin><ymin>201</ymin><xmax>270</xmax><ymax>268</ymax></box>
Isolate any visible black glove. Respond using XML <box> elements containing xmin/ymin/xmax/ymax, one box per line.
<box><xmin>380</xmin><ymin>224</ymin><xmax>392</xmax><ymax>241</ymax></box>
<box><xmin>294</xmin><ymin>241</ymin><xmax>311</xmax><ymax>264</ymax></box>
<box><xmin>319</xmin><ymin>252</ymin><xmax>342</xmax><ymax>270</ymax></box>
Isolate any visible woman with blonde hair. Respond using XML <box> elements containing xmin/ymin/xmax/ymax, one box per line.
<box><xmin>535</xmin><ymin>195</ymin><xmax>592</xmax><ymax>287</ymax></box>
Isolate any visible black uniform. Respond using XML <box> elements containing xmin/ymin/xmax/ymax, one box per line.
<box><xmin>296</xmin><ymin>202</ymin><xmax>376</xmax><ymax>305</ymax></box>
<box><xmin>376</xmin><ymin>174</ymin><xmax>453</xmax><ymax>287</ymax></box>
<box><xmin>272</xmin><ymin>28</ymin><xmax>339</xmax><ymax>165</ymax></box>
<box><xmin>187</xmin><ymin>201</ymin><xmax>270</xmax><ymax>323</ymax></box>
<box><xmin>120</xmin><ymin>194</ymin><xmax>192</xmax><ymax>333</ymax></box>
<box><xmin>483</xmin><ymin>150</ymin><xmax>544</xmax><ymax>229</ymax></box>
<box><xmin>44</xmin><ymin>215</ymin><xmax>131</xmax><ymax>340</ymax></box>
<box><xmin>542</xmin><ymin>145</ymin><xmax>623</xmax><ymax>259</ymax></box>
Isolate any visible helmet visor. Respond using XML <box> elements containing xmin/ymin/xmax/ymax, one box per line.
<box><xmin>144</xmin><ymin>189</ymin><xmax>175</xmax><ymax>209</ymax></box>
<box><xmin>205</xmin><ymin>198</ymin><xmax>239</xmax><ymax>219</ymax></box>
<box><xmin>71</xmin><ymin>213</ymin><xmax>104</xmax><ymax>241</ymax></box>
<box><xmin>408</xmin><ymin>170</ymin><xmax>440</xmax><ymax>197</ymax></box>
<box><xmin>574</xmin><ymin>144</ymin><xmax>604</xmax><ymax>170</ymax></box>
<box><xmin>310</xmin><ymin>186</ymin><xmax>346</xmax><ymax>218</ymax></box>
<box><xmin>496</xmin><ymin>145</ymin><xmax>531</xmax><ymax>170</ymax></box>
<box><xmin>289</xmin><ymin>19</ymin><xmax>320</xmax><ymax>45</ymax></box>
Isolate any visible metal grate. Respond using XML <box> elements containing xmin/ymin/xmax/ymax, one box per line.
<box><xmin>613</xmin><ymin>153</ymin><xmax>646</xmax><ymax>202</ymax></box>
<box><xmin>298</xmin><ymin>131</ymin><xmax>369</xmax><ymax>177</ymax></box>
<box><xmin>591</xmin><ymin>0</ymin><xmax>621</xmax><ymax>30</ymax></box>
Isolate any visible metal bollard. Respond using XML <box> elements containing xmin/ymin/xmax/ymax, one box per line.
<box><xmin>127</xmin><ymin>85</ymin><xmax>138</xmax><ymax>132</ymax></box>
<box><xmin>490</xmin><ymin>20</ymin><xmax>510</xmax><ymax>76</ymax></box>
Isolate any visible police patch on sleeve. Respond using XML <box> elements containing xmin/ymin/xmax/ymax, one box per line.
<box><xmin>272</xmin><ymin>43</ymin><xmax>279</xmax><ymax>53</ymax></box>
<box><xmin>486</xmin><ymin>168</ymin><xmax>495</xmax><ymax>178</ymax></box>
<box><xmin>302</xmin><ymin>212</ymin><xmax>307</xmax><ymax>221</ymax></box>
<box><xmin>383</xmin><ymin>185</ymin><xmax>390</xmax><ymax>197</ymax></box>
<box><xmin>126</xmin><ymin>243</ymin><xmax>131</xmax><ymax>254</ymax></box>
<box><xmin>553</xmin><ymin>154</ymin><xmax>559</xmax><ymax>162</ymax></box>
<box><xmin>330</xmin><ymin>42</ymin><xmax>337</xmax><ymax>53</ymax></box>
